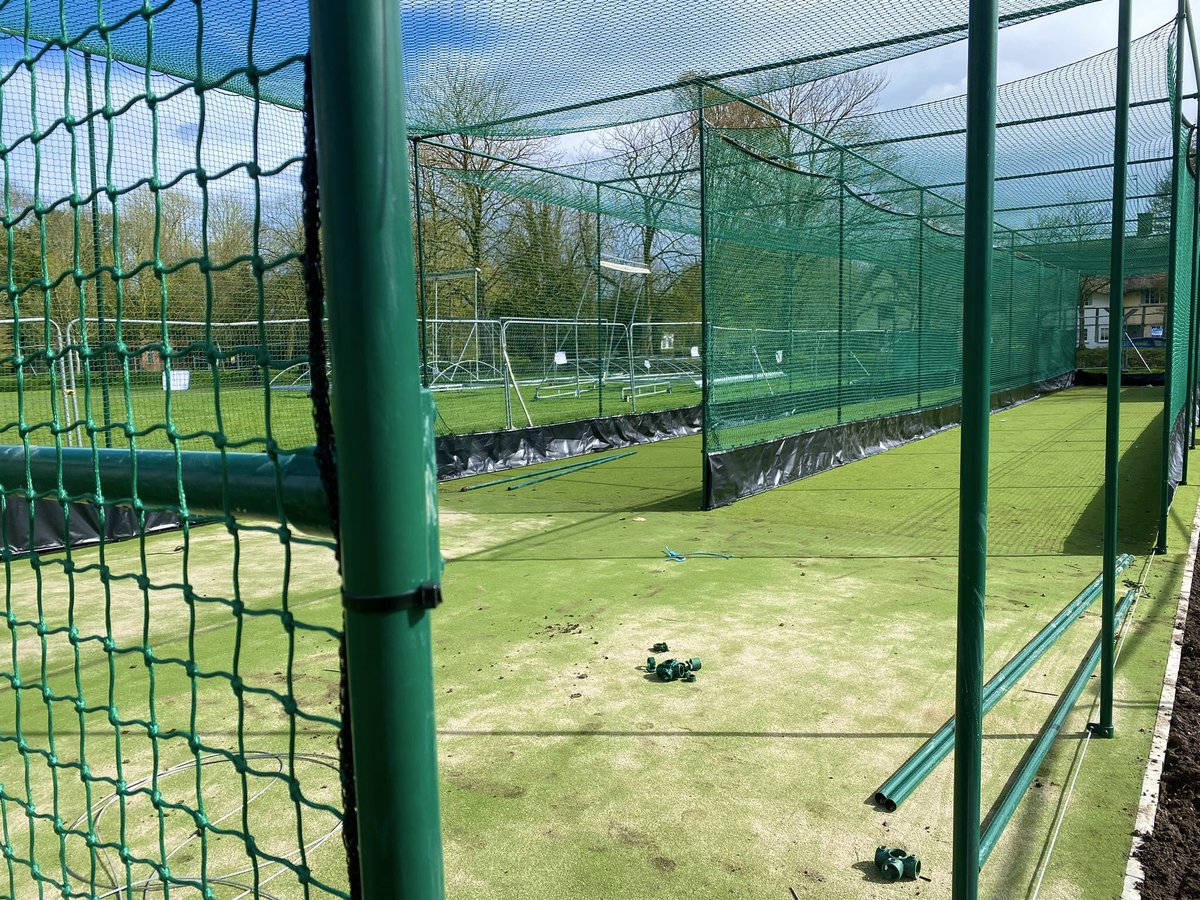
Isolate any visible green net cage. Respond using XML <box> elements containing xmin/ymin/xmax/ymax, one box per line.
<box><xmin>0</xmin><ymin>0</ymin><xmax>1189</xmax><ymax>895</ymax></box>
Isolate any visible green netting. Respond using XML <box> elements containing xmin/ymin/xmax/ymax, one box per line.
<box><xmin>1164</xmin><ymin>106</ymin><xmax>1195</xmax><ymax>490</ymax></box>
<box><xmin>0</xmin><ymin>0</ymin><xmax>1193</xmax><ymax>893</ymax></box>
<box><xmin>0</xmin><ymin>0</ymin><xmax>1103</xmax><ymax>134</ymax></box>
<box><xmin>414</xmin><ymin>147</ymin><xmax>701</xmax><ymax>435</ymax></box>
<box><xmin>0</xmin><ymin>13</ymin><xmax>346</xmax><ymax>899</ymax></box>
<box><xmin>701</xmin><ymin>113</ymin><xmax>1081</xmax><ymax>455</ymax></box>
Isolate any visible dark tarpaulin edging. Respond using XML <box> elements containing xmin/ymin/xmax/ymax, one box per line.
<box><xmin>1166</xmin><ymin>403</ymin><xmax>1189</xmax><ymax>494</ymax></box>
<box><xmin>436</xmin><ymin>405</ymin><xmax>702</xmax><ymax>480</ymax></box>
<box><xmin>2</xmin><ymin>498</ymin><xmax>179</xmax><ymax>557</ymax></box>
<box><xmin>704</xmin><ymin>372</ymin><xmax>1076</xmax><ymax>509</ymax></box>
<box><xmin>1074</xmin><ymin>368</ymin><xmax>1165</xmax><ymax>387</ymax></box>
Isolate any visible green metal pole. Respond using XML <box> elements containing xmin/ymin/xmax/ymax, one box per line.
<box><xmin>917</xmin><ymin>189</ymin><xmax>924</xmax><ymax>408</ymax></box>
<box><xmin>308</xmin><ymin>1</ymin><xmax>445</xmax><ymax>896</ymax></box>
<box><xmin>413</xmin><ymin>138</ymin><xmax>430</xmax><ymax>388</ymax></box>
<box><xmin>699</xmin><ymin>86</ymin><xmax>713</xmax><ymax>509</ymax></box>
<box><xmin>597</xmin><ymin>183</ymin><xmax>604</xmax><ymax>419</ymax></box>
<box><xmin>1188</xmin><ymin>104</ymin><xmax>1200</xmax><ymax>456</ymax></box>
<box><xmin>1157</xmin><ymin>0</ymin><xmax>1188</xmax><ymax>555</ymax></box>
<box><xmin>954</xmin><ymin>0</ymin><xmax>998</xmax><ymax>894</ymax></box>
<box><xmin>838</xmin><ymin>150</ymin><xmax>845</xmax><ymax>424</ymax></box>
<box><xmin>1099</xmin><ymin>0</ymin><xmax>1129</xmax><ymax>735</ymax></box>
<box><xmin>1191</xmin><ymin>186</ymin><xmax>1200</xmax><ymax>456</ymax></box>
<box><xmin>84</xmin><ymin>52</ymin><xmax>113</xmax><ymax>447</ymax></box>
<box><xmin>1186</xmin><ymin>125</ymin><xmax>1199</xmax><ymax>476</ymax></box>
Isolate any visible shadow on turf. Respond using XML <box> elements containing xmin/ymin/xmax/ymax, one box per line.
<box><xmin>1061</xmin><ymin>395</ymin><xmax>1165</xmax><ymax>557</ymax></box>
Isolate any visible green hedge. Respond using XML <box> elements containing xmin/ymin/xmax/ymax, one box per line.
<box><xmin>1076</xmin><ymin>346</ymin><xmax>1166</xmax><ymax>372</ymax></box>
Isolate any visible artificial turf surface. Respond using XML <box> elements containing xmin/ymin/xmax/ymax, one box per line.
<box><xmin>0</xmin><ymin>384</ymin><xmax>1191</xmax><ymax>898</ymax></box>
<box><xmin>435</xmin><ymin>385</ymin><xmax>1196</xmax><ymax>899</ymax></box>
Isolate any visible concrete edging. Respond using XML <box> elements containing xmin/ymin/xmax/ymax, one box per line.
<box><xmin>1121</xmin><ymin>491</ymin><xmax>1200</xmax><ymax>899</ymax></box>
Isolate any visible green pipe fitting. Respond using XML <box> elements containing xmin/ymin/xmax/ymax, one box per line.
<box><xmin>654</xmin><ymin>657</ymin><xmax>702</xmax><ymax>682</ymax></box>
<box><xmin>646</xmin><ymin>657</ymin><xmax>656</xmax><ymax>672</ymax></box>
<box><xmin>656</xmin><ymin>659</ymin><xmax>683</xmax><ymax>681</ymax></box>
<box><xmin>875</xmin><ymin>847</ymin><xmax>921</xmax><ymax>883</ymax></box>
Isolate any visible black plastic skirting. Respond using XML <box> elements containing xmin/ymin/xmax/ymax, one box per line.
<box><xmin>435</xmin><ymin>405</ymin><xmax>702</xmax><ymax>480</ymax></box>
<box><xmin>2</xmin><ymin>498</ymin><xmax>179</xmax><ymax>557</ymax></box>
<box><xmin>1074</xmin><ymin>369</ymin><xmax>1165</xmax><ymax>387</ymax></box>
<box><xmin>703</xmin><ymin>372</ymin><xmax>1076</xmax><ymax>509</ymax></box>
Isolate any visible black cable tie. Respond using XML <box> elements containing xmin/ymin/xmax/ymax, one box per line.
<box><xmin>342</xmin><ymin>583</ymin><xmax>443</xmax><ymax>614</ymax></box>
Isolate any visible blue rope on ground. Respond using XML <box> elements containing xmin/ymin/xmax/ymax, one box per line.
<box><xmin>663</xmin><ymin>547</ymin><xmax>734</xmax><ymax>562</ymax></box>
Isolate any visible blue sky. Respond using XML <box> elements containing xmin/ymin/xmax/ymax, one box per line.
<box><xmin>874</xmin><ymin>0</ymin><xmax>1184</xmax><ymax>111</ymax></box>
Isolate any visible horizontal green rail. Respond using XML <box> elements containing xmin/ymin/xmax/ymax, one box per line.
<box><xmin>0</xmin><ymin>445</ymin><xmax>329</xmax><ymax>534</ymax></box>
<box><xmin>978</xmin><ymin>587</ymin><xmax>1139</xmax><ymax>868</ymax></box>
<box><xmin>873</xmin><ymin>555</ymin><xmax>1134</xmax><ymax>812</ymax></box>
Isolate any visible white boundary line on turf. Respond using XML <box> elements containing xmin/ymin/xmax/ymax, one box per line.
<box><xmin>1120</xmin><ymin>491</ymin><xmax>1200</xmax><ymax>900</ymax></box>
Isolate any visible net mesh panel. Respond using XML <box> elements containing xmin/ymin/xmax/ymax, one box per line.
<box><xmin>0</xmin><ymin>0</ymin><xmax>1100</xmax><ymax>134</ymax></box>
<box><xmin>701</xmin><ymin>113</ymin><xmax>1080</xmax><ymax>455</ymax></box>
<box><xmin>414</xmin><ymin>145</ymin><xmax>701</xmax><ymax>435</ymax></box>
<box><xmin>1166</xmin><ymin>100</ymin><xmax>1195</xmax><ymax>485</ymax></box>
<box><xmin>0</xmin><ymin>7</ymin><xmax>347</xmax><ymax>898</ymax></box>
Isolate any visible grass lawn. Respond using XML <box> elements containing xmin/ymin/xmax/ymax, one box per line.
<box><xmin>0</xmin><ymin>384</ymin><xmax>1190</xmax><ymax>898</ymax></box>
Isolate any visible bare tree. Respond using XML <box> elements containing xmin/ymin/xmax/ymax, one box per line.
<box><xmin>593</xmin><ymin>116</ymin><xmax>697</xmax><ymax>340</ymax></box>
<box><xmin>410</xmin><ymin>64</ymin><xmax>548</xmax><ymax>315</ymax></box>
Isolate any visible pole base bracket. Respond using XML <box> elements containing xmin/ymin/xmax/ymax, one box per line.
<box><xmin>1087</xmin><ymin>722</ymin><xmax>1115</xmax><ymax>739</ymax></box>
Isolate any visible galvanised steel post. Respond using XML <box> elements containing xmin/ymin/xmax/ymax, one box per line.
<box><xmin>308</xmin><ymin>1</ymin><xmax>445</xmax><ymax>896</ymax></box>
<box><xmin>954</xmin><ymin>0</ymin><xmax>998</xmax><ymax>894</ymax></box>
<box><xmin>1158</xmin><ymin>0</ymin><xmax>1187</xmax><ymax>555</ymax></box>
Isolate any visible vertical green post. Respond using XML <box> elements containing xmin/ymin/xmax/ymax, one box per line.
<box><xmin>84</xmin><ymin>52</ymin><xmax>113</xmax><ymax>447</ymax></box>
<box><xmin>1007</xmin><ymin>232</ymin><xmax>1015</xmax><ymax>385</ymax></box>
<box><xmin>698</xmin><ymin>84</ymin><xmax>712</xmax><ymax>508</ymax></box>
<box><xmin>837</xmin><ymin>150</ymin><xmax>845</xmax><ymax>424</ymax></box>
<box><xmin>1184</xmin><ymin>125</ymin><xmax>1198</xmax><ymax>476</ymax></box>
<box><xmin>917</xmin><ymin>189</ymin><xmax>924</xmax><ymax>407</ymax></box>
<box><xmin>308</xmin><ymin>2</ymin><xmax>445</xmax><ymax>896</ymax></box>
<box><xmin>597</xmin><ymin>182</ymin><xmax>604</xmax><ymax>419</ymax></box>
<box><xmin>954</xmin><ymin>0</ymin><xmax>998</xmax><ymax>894</ymax></box>
<box><xmin>1157</xmin><ymin>0</ymin><xmax>1187</xmax><ymax>555</ymax></box>
<box><xmin>412</xmin><ymin>138</ymin><xmax>430</xmax><ymax>388</ymax></box>
<box><xmin>1187</xmin><ymin>118</ymin><xmax>1200</xmax><ymax>458</ymax></box>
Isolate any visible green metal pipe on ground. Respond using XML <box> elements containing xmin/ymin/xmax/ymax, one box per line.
<box><xmin>873</xmin><ymin>557</ymin><xmax>1133</xmax><ymax>812</ymax></box>
<box><xmin>459</xmin><ymin>451</ymin><xmax>636</xmax><ymax>492</ymax></box>
<box><xmin>506</xmin><ymin>451</ymin><xmax>637</xmax><ymax>490</ymax></box>
<box><xmin>978</xmin><ymin>588</ymin><xmax>1139</xmax><ymax>869</ymax></box>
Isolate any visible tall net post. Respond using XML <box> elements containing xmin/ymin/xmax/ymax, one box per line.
<box><xmin>1158</xmin><ymin>0</ymin><xmax>1190</xmax><ymax>554</ymax></box>
<box><xmin>414</xmin><ymin>138</ymin><xmax>431</xmax><ymax>388</ymax></box>
<box><xmin>309</xmin><ymin>0</ymin><xmax>446</xmax><ymax>893</ymax></box>
<box><xmin>953</xmin><ymin>0</ymin><xmax>999</xmax><ymax>893</ymax></box>
<box><xmin>1098</xmin><ymin>0</ymin><xmax>1131</xmax><ymax>732</ymax></box>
